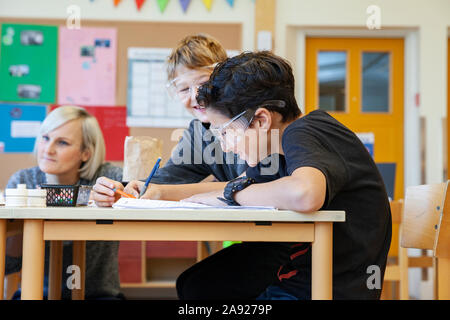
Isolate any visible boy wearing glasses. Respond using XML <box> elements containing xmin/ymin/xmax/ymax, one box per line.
<box><xmin>181</xmin><ymin>51</ymin><xmax>392</xmax><ymax>300</ymax></box>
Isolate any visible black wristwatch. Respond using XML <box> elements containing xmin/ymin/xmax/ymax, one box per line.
<box><xmin>217</xmin><ymin>176</ymin><xmax>256</xmax><ymax>206</ymax></box>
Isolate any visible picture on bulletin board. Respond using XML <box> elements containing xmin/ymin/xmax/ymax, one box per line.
<box><xmin>126</xmin><ymin>48</ymin><xmax>239</xmax><ymax>128</ymax></box>
<box><xmin>57</xmin><ymin>27</ymin><xmax>117</xmax><ymax>106</ymax></box>
<box><xmin>51</xmin><ymin>105</ymin><xmax>128</xmax><ymax>161</ymax></box>
<box><xmin>127</xmin><ymin>47</ymin><xmax>192</xmax><ymax>128</ymax></box>
<box><xmin>0</xmin><ymin>103</ymin><xmax>47</xmax><ymax>153</ymax></box>
<box><xmin>356</xmin><ymin>132</ymin><xmax>375</xmax><ymax>158</ymax></box>
<box><xmin>0</xmin><ymin>24</ymin><xmax>57</xmax><ymax>103</ymax></box>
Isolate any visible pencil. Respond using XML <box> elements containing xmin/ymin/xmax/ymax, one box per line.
<box><xmin>113</xmin><ymin>188</ymin><xmax>136</xmax><ymax>199</ymax></box>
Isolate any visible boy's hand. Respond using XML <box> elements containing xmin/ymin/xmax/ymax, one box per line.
<box><xmin>123</xmin><ymin>180</ymin><xmax>145</xmax><ymax>199</ymax></box>
<box><xmin>182</xmin><ymin>190</ymin><xmax>227</xmax><ymax>207</ymax></box>
<box><xmin>126</xmin><ymin>181</ymin><xmax>164</xmax><ymax>200</ymax></box>
<box><xmin>92</xmin><ymin>177</ymin><xmax>124</xmax><ymax>207</ymax></box>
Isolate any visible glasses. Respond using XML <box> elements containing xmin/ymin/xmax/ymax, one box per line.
<box><xmin>166</xmin><ymin>64</ymin><xmax>217</xmax><ymax>101</ymax></box>
<box><xmin>209</xmin><ymin>100</ymin><xmax>286</xmax><ymax>144</ymax></box>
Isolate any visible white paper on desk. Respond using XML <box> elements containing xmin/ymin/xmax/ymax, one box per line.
<box><xmin>112</xmin><ymin>198</ymin><xmax>276</xmax><ymax>210</ymax></box>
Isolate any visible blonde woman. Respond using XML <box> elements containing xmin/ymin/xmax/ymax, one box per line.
<box><xmin>5</xmin><ymin>106</ymin><xmax>123</xmax><ymax>300</ymax></box>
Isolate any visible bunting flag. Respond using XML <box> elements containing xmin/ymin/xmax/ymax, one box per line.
<box><xmin>202</xmin><ymin>0</ymin><xmax>213</xmax><ymax>11</ymax></box>
<box><xmin>157</xmin><ymin>0</ymin><xmax>170</xmax><ymax>12</ymax></box>
<box><xmin>111</xmin><ymin>0</ymin><xmax>243</xmax><ymax>13</ymax></box>
<box><xmin>135</xmin><ymin>0</ymin><xmax>146</xmax><ymax>11</ymax></box>
<box><xmin>179</xmin><ymin>0</ymin><xmax>191</xmax><ymax>13</ymax></box>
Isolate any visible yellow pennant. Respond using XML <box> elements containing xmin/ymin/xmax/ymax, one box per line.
<box><xmin>202</xmin><ymin>0</ymin><xmax>213</xmax><ymax>10</ymax></box>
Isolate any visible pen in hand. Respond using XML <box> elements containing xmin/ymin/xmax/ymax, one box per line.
<box><xmin>113</xmin><ymin>188</ymin><xmax>136</xmax><ymax>199</ymax></box>
<box><xmin>139</xmin><ymin>157</ymin><xmax>162</xmax><ymax>198</ymax></box>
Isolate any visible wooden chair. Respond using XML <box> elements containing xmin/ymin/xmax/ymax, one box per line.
<box><xmin>382</xmin><ymin>200</ymin><xmax>435</xmax><ymax>299</ymax></box>
<box><xmin>401</xmin><ymin>181</ymin><xmax>450</xmax><ymax>300</ymax></box>
<box><xmin>4</xmin><ymin>272</ymin><xmax>20</xmax><ymax>300</ymax></box>
<box><xmin>382</xmin><ymin>200</ymin><xmax>409</xmax><ymax>299</ymax></box>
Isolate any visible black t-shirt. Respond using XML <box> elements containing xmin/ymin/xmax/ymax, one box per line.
<box><xmin>246</xmin><ymin>110</ymin><xmax>392</xmax><ymax>300</ymax></box>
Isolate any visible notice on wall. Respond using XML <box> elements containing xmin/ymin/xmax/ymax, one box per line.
<box><xmin>0</xmin><ymin>24</ymin><xmax>57</xmax><ymax>103</ymax></box>
<box><xmin>51</xmin><ymin>105</ymin><xmax>128</xmax><ymax>161</ymax></box>
<box><xmin>126</xmin><ymin>47</ymin><xmax>191</xmax><ymax>128</ymax></box>
<box><xmin>0</xmin><ymin>103</ymin><xmax>47</xmax><ymax>153</ymax></box>
<box><xmin>58</xmin><ymin>27</ymin><xmax>117</xmax><ymax>106</ymax></box>
<box><xmin>356</xmin><ymin>132</ymin><xmax>375</xmax><ymax>158</ymax></box>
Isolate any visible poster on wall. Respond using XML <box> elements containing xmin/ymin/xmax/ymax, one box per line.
<box><xmin>356</xmin><ymin>132</ymin><xmax>375</xmax><ymax>158</ymax></box>
<box><xmin>126</xmin><ymin>47</ymin><xmax>191</xmax><ymax>128</ymax></box>
<box><xmin>126</xmin><ymin>48</ymin><xmax>239</xmax><ymax>128</ymax></box>
<box><xmin>0</xmin><ymin>24</ymin><xmax>58</xmax><ymax>103</ymax></box>
<box><xmin>0</xmin><ymin>103</ymin><xmax>47</xmax><ymax>153</ymax></box>
<box><xmin>51</xmin><ymin>105</ymin><xmax>128</xmax><ymax>161</ymax></box>
<box><xmin>58</xmin><ymin>27</ymin><xmax>117</xmax><ymax>106</ymax></box>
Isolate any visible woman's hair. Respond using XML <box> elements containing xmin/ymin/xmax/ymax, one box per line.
<box><xmin>197</xmin><ymin>51</ymin><xmax>301</xmax><ymax>122</ymax></box>
<box><xmin>166</xmin><ymin>34</ymin><xmax>228</xmax><ymax>80</ymax></box>
<box><xmin>36</xmin><ymin>106</ymin><xmax>105</xmax><ymax>181</ymax></box>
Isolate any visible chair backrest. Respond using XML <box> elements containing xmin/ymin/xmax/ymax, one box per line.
<box><xmin>435</xmin><ymin>181</ymin><xmax>450</xmax><ymax>258</ymax></box>
<box><xmin>401</xmin><ymin>181</ymin><xmax>449</xmax><ymax>257</ymax></box>
<box><xmin>390</xmin><ymin>199</ymin><xmax>403</xmax><ymax>224</ymax></box>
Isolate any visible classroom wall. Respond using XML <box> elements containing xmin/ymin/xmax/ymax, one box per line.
<box><xmin>0</xmin><ymin>0</ymin><xmax>255</xmax><ymax>50</ymax></box>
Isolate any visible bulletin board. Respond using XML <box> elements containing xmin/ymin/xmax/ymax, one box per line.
<box><xmin>0</xmin><ymin>17</ymin><xmax>242</xmax><ymax>188</ymax></box>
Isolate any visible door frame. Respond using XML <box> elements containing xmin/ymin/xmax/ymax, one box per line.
<box><xmin>293</xmin><ymin>27</ymin><xmax>421</xmax><ymax>192</ymax></box>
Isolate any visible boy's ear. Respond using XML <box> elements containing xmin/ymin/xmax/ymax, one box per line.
<box><xmin>252</xmin><ymin>108</ymin><xmax>272</xmax><ymax>130</ymax></box>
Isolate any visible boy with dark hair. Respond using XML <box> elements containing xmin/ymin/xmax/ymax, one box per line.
<box><xmin>181</xmin><ymin>51</ymin><xmax>392</xmax><ymax>300</ymax></box>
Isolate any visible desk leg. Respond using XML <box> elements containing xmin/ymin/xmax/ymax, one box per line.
<box><xmin>71</xmin><ymin>241</ymin><xmax>85</xmax><ymax>300</ymax></box>
<box><xmin>437</xmin><ymin>257</ymin><xmax>450</xmax><ymax>300</ymax></box>
<box><xmin>0</xmin><ymin>219</ymin><xmax>6</xmax><ymax>300</ymax></box>
<box><xmin>311</xmin><ymin>222</ymin><xmax>333</xmax><ymax>300</ymax></box>
<box><xmin>48</xmin><ymin>241</ymin><xmax>63</xmax><ymax>300</ymax></box>
<box><xmin>21</xmin><ymin>219</ymin><xmax>45</xmax><ymax>300</ymax></box>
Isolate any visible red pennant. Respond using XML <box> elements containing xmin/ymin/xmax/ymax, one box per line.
<box><xmin>135</xmin><ymin>0</ymin><xmax>146</xmax><ymax>11</ymax></box>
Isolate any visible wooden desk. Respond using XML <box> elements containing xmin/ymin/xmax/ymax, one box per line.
<box><xmin>0</xmin><ymin>206</ymin><xmax>345</xmax><ymax>300</ymax></box>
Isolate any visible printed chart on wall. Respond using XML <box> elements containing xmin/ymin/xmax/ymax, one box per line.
<box><xmin>51</xmin><ymin>105</ymin><xmax>128</xmax><ymax>161</ymax></box>
<box><xmin>127</xmin><ymin>47</ymin><xmax>191</xmax><ymax>128</ymax></box>
<box><xmin>0</xmin><ymin>24</ymin><xmax>57</xmax><ymax>103</ymax></box>
<box><xmin>58</xmin><ymin>27</ymin><xmax>117</xmax><ymax>106</ymax></box>
<box><xmin>0</xmin><ymin>104</ymin><xmax>47</xmax><ymax>153</ymax></box>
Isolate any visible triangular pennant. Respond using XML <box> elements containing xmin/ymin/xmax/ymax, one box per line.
<box><xmin>202</xmin><ymin>0</ymin><xmax>213</xmax><ymax>11</ymax></box>
<box><xmin>179</xmin><ymin>0</ymin><xmax>191</xmax><ymax>12</ymax></box>
<box><xmin>226</xmin><ymin>0</ymin><xmax>234</xmax><ymax>7</ymax></box>
<box><xmin>157</xmin><ymin>0</ymin><xmax>170</xmax><ymax>12</ymax></box>
<box><xmin>113</xmin><ymin>0</ymin><xmax>122</xmax><ymax>7</ymax></box>
<box><xmin>135</xmin><ymin>0</ymin><xmax>146</xmax><ymax>11</ymax></box>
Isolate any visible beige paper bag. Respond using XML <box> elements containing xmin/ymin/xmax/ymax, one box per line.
<box><xmin>122</xmin><ymin>136</ymin><xmax>163</xmax><ymax>182</ymax></box>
